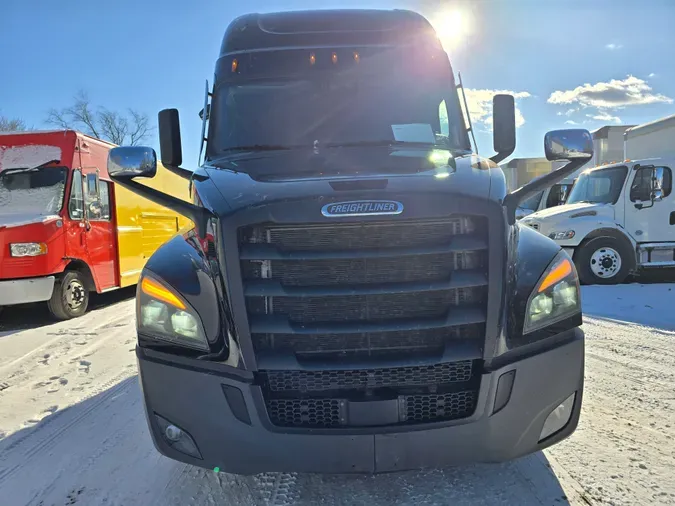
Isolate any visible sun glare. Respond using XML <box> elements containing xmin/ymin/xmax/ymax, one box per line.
<box><xmin>432</xmin><ymin>9</ymin><xmax>472</xmax><ymax>51</ymax></box>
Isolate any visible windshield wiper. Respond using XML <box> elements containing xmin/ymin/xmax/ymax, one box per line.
<box><xmin>0</xmin><ymin>159</ymin><xmax>61</xmax><ymax>176</ymax></box>
<box><xmin>219</xmin><ymin>144</ymin><xmax>309</xmax><ymax>153</ymax></box>
<box><xmin>323</xmin><ymin>140</ymin><xmax>443</xmax><ymax>149</ymax></box>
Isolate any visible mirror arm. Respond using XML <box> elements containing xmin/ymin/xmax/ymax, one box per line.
<box><xmin>164</xmin><ymin>164</ymin><xmax>195</xmax><ymax>181</ymax></box>
<box><xmin>490</xmin><ymin>148</ymin><xmax>514</xmax><ymax>165</ymax></box>
<box><xmin>503</xmin><ymin>157</ymin><xmax>590</xmax><ymax>225</ymax></box>
<box><xmin>110</xmin><ymin>175</ymin><xmax>214</xmax><ymax>239</ymax></box>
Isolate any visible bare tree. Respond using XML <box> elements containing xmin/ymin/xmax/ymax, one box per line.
<box><xmin>46</xmin><ymin>91</ymin><xmax>152</xmax><ymax>145</ymax></box>
<box><xmin>0</xmin><ymin>114</ymin><xmax>27</xmax><ymax>132</ymax></box>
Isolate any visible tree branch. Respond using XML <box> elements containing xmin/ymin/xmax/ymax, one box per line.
<box><xmin>43</xmin><ymin>90</ymin><xmax>153</xmax><ymax>146</ymax></box>
<box><xmin>0</xmin><ymin>115</ymin><xmax>27</xmax><ymax>132</ymax></box>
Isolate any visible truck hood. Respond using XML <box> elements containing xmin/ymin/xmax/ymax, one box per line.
<box><xmin>520</xmin><ymin>202</ymin><xmax>614</xmax><ymax>234</ymax></box>
<box><xmin>202</xmin><ymin>148</ymin><xmax>499</xmax><ymax>214</ymax></box>
<box><xmin>0</xmin><ymin>212</ymin><xmax>61</xmax><ymax>230</ymax></box>
<box><xmin>526</xmin><ymin>202</ymin><xmax>613</xmax><ymax>221</ymax></box>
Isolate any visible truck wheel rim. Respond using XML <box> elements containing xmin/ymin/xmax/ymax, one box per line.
<box><xmin>590</xmin><ymin>247</ymin><xmax>621</xmax><ymax>279</ymax></box>
<box><xmin>65</xmin><ymin>280</ymin><xmax>86</xmax><ymax>309</ymax></box>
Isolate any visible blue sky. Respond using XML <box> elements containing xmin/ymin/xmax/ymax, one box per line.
<box><xmin>2</xmin><ymin>0</ymin><xmax>674</xmax><ymax>166</ymax></box>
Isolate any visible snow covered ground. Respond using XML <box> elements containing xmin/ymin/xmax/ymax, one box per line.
<box><xmin>0</xmin><ymin>283</ymin><xmax>674</xmax><ymax>505</ymax></box>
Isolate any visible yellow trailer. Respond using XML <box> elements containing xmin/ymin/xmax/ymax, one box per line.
<box><xmin>114</xmin><ymin>161</ymin><xmax>194</xmax><ymax>287</ymax></box>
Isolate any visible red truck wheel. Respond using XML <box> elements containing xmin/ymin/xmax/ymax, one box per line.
<box><xmin>48</xmin><ymin>271</ymin><xmax>90</xmax><ymax>320</ymax></box>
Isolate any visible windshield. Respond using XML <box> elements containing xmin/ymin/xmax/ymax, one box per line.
<box><xmin>207</xmin><ymin>54</ymin><xmax>468</xmax><ymax>160</ymax></box>
<box><xmin>566</xmin><ymin>166</ymin><xmax>628</xmax><ymax>205</ymax></box>
<box><xmin>0</xmin><ymin>167</ymin><xmax>68</xmax><ymax>215</ymax></box>
<box><xmin>519</xmin><ymin>191</ymin><xmax>543</xmax><ymax>211</ymax></box>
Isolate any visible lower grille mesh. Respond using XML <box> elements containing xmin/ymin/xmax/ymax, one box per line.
<box><xmin>264</xmin><ymin>391</ymin><xmax>478</xmax><ymax>428</ymax></box>
<box><xmin>263</xmin><ymin>361</ymin><xmax>473</xmax><ymax>393</ymax></box>
<box><xmin>267</xmin><ymin>398</ymin><xmax>343</xmax><ymax>428</ymax></box>
<box><xmin>404</xmin><ymin>391</ymin><xmax>477</xmax><ymax>424</ymax></box>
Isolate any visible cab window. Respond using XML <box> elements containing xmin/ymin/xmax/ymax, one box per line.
<box><xmin>68</xmin><ymin>171</ymin><xmax>84</xmax><ymax>220</ymax></box>
<box><xmin>85</xmin><ymin>176</ymin><xmax>112</xmax><ymax>222</ymax></box>
<box><xmin>99</xmin><ymin>181</ymin><xmax>111</xmax><ymax>220</ymax></box>
<box><xmin>630</xmin><ymin>166</ymin><xmax>672</xmax><ymax>202</ymax></box>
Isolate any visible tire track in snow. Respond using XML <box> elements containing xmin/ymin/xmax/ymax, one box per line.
<box><xmin>0</xmin><ymin>375</ymin><xmax>135</xmax><ymax>486</ymax></box>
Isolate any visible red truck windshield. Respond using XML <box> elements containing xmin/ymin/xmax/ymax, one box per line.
<box><xmin>0</xmin><ymin>167</ymin><xmax>68</xmax><ymax>215</ymax></box>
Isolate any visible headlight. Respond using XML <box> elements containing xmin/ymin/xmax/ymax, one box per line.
<box><xmin>548</xmin><ymin>230</ymin><xmax>575</xmax><ymax>240</ymax></box>
<box><xmin>138</xmin><ymin>275</ymin><xmax>209</xmax><ymax>351</ymax></box>
<box><xmin>524</xmin><ymin>250</ymin><xmax>581</xmax><ymax>334</ymax></box>
<box><xmin>10</xmin><ymin>242</ymin><xmax>48</xmax><ymax>257</ymax></box>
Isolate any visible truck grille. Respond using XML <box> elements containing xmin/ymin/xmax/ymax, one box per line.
<box><xmin>237</xmin><ymin>216</ymin><xmax>488</xmax><ymax>429</ymax></box>
<box><xmin>265</xmin><ymin>391</ymin><xmax>478</xmax><ymax>428</ymax></box>
<box><xmin>253</xmin><ymin>325</ymin><xmax>481</xmax><ymax>359</ymax></box>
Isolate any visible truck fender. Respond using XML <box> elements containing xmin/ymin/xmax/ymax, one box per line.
<box><xmin>508</xmin><ymin>225</ymin><xmax>561</xmax><ymax>339</ymax></box>
<box><xmin>575</xmin><ymin>227</ymin><xmax>637</xmax><ymax>272</ymax></box>
<box><xmin>62</xmin><ymin>259</ymin><xmax>97</xmax><ymax>292</ymax></box>
<box><xmin>142</xmin><ymin>234</ymin><xmax>224</xmax><ymax>348</ymax></box>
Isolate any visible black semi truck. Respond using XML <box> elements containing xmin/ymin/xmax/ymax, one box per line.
<box><xmin>108</xmin><ymin>9</ymin><xmax>593</xmax><ymax>474</ymax></box>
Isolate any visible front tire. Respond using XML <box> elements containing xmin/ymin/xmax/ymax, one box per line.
<box><xmin>575</xmin><ymin>236</ymin><xmax>632</xmax><ymax>285</ymax></box>
<box><xmin>47</xmin><ymin>271</ymin><xmax>90</xmax><ymax>320</ymax></box>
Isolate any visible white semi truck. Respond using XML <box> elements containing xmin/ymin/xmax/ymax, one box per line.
<box><xmin>521</xmin><ymin>158</ymin><xmax>675</xmax><ymax>284</ymax></box>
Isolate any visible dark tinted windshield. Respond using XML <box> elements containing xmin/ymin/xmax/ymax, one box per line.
<box><xmin>566</xmin><ymin>166</ymin><xmax>627</xmax><ymax>205</ymax></box>
<box><xmin>207</xmin><ymin>50</ymin><xmax>468</xmax><ymax>159</ymax></box>
<box><xmin>0</xmin><ymin>167</ymin><xmax>68</xmax><ymax>215</ymax></box>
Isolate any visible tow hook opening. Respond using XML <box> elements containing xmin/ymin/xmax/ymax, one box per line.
<box><xmin>538</xmin><ymin>392</ymin><xmax>576</xmax><ymax>442</ymax></box>
<box><xmin>154</xmin><ymin>414</ymin><xmax>202</xmax><ymax>459</ymax></box>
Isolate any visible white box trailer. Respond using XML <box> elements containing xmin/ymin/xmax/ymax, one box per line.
<box><xmin>625</xmin><ymin>114</ymin><xmax>675</xmax><ymax>160</ymax></box>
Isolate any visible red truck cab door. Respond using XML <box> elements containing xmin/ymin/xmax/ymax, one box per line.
<box><xmin>81</xmin><ymin>168</ymin><xmax>117</xmax><ymax>291</ymax></box>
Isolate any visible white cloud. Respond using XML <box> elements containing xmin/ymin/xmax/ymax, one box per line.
<box><xmin>587</xmin><ymin>112</ymin><xmax>622</xmax><ymax>123</ymax></box>
<box><xmin>605</xmin><ymin>43</ymin><xmax>623</xmax><ymax>50</ymax></box>
<box><xmin>462</xmin><ymin>89</ymin><xmax>531</xmax><ymax>129</ymax></box>
<box><xmin>548</xmin><ymin>75</ymin><xmax>672</xmax><ymax>109</ymax></box>
<box><xmin>565</xmin><ymin>120</ymin><xmax>579</xmax><ymax>125</ymax></box>
<box><xmin>649</xmin><ymin>72</ymin><xmax>656</xmax><ymax>78</ymax></box>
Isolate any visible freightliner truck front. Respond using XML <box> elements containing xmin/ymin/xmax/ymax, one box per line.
<box><xmin>107</xmin><ymin>9</ymin><xmax>594</xmax><ymax>474</ymax></box>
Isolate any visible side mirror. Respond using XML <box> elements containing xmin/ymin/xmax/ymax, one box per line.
<box><xmin>491</xmin><ymin>94</ymin><xmax>516</xmax><ymax>163</ymax></box>
<box><xmin>544</xmin><ymin>129</ymin><xmax>593</xmax><ymax>161</ymax></box>
<box><xmin>108</xmin><ymin>146</ymin><xmax>157</xmax><ymax>179</ymax></box>
<box><xmin>159</xmin><ymin>108</ymin><xmax>183</xmax><ymax>167</ymax></box>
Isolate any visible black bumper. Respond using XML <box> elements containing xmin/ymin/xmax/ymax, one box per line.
<box><xmin>137</xmin><ymin>327</ymin><xmax>584</xmax><ymax>475</ymax></box>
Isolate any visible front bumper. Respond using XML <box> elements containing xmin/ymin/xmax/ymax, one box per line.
<box><xmin>0</xmin><ymin>276</ymin><xmax>55</xmax><ymax>306</ymax></box>
<box><xmin>137</xmin><ymin>327</ymin><xmax>584</xmax><ymax>475</ymax></box>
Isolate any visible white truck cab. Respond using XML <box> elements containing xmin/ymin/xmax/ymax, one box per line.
<box><xmin>515</xmin><ymin>178</ymin><xmax>575</xmax><ymax>220</ymax></box>
<box><xmin>521</xmin><ymin>158</ymin><xmax>675</xmax><ymax>284</ymax></box>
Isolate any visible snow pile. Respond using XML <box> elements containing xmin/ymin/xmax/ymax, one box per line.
<box><xmin>582</xmin><ymin>283</ymin><xmax>675</xmax><ymax>330</ymax></box>
<box><xmin>0</xmin><ymin>145</ymin><xmax>62</xmax><ymax>171</ymax></box>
